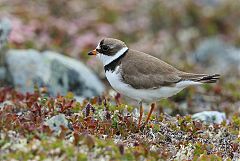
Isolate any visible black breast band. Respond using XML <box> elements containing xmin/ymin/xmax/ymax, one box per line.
<box><xmin>104</xmin><ymin>49</ymin><xmax>128</xmax><ymax>72</ymax></box>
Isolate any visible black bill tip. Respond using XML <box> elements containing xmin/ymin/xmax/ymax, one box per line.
<box><xmin>88</xmin><ymin>51</ymin><xmax>93</xmax><ymax>55</ymax></box>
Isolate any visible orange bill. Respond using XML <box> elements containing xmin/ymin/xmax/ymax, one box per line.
<box><xmin>88</xmin><ymin>49</ymin><xmax>97</xmax><ymax>55</ymax></box>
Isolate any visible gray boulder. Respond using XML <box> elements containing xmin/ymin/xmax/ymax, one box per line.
<box><xmin>5</xmin><ymin>49</ymin><xmax>105</xmax><ymax>97</ymax></box>
<box><xmin>5</xmin><ymin>49</ymin><xmax>49</xmax><ymax>93</ymax></box>
<box><xmin>0</xmin><ymin>18</ymin><xmax>11</xmax><ymax>68</ymax></box>
<box><xmin>0</xmin><ymin>18</ymin><xmax>11</xmax><ymax>49</ymax></box>
<box><xmin>197</xmin><ymin>0</ymin><xmax>221</xmax><ymax>6</ymax></box>
<box><xmin>0</xmin><ymin>67</ymin><xmax>6</xmax><ymax>81</ymax></box>
<box><xmin>193</xmin><ymin>37</ymin><xmax>240</xmax><ymax>75</ymax></box>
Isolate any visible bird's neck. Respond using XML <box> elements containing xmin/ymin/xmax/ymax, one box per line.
<box><xmin>104</xmin><ymin>47</ymin><xmax>128</xmax><ymax>72</ymax></box>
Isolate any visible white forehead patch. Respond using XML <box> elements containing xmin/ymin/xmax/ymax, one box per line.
<box><xmin>96</xmin><ymin>42</ymin><xmax>101</xmax><ymax>50</ymax></box>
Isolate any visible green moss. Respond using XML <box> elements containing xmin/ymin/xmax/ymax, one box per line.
<box><xmin>193</xmin><ymin>142</ymin><xmax>205</xmax><ymax>157</ymax></box>
<box><xmin>153</xmin><ymin>124</ymin><xmax>160</xmax><ymax>132</ymax></box>
<box><xmin>72</xmin><ymin>102</ymin><xmax>81</xmax><ymax>112</ymax></box>
<box><xmin>232</xmin><ymin>114</ymin><xmax>240</xmax><ymax>128</ymax></box>
<box><xmin>6</xmin><ymin>151</ymin><xmax>33</xmax><ymax>161</ymax></box>
<box><xmin>194</xmin><ymin>154</ymin><xmax>222</xmax><ymax>161</ymax></box>
<box><xmin>0</xmin><ymin>86</ymin><xmax>239</xmax><ymax>160</ymax></box>
<box><xmin>77</xmin><ymin>153</ymin><xmax>88</xmax><ymax>161</ymax></box>
<box><xmin>65</xmin><ymin>92</ymin><xmax>75</xmax><ymax>99</ymax></box>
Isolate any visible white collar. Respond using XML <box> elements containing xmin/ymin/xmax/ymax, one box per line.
<box><xmin>97</xmin><ymin>47</ymin><xmax>128</xmax><ymax>66</ymax></box>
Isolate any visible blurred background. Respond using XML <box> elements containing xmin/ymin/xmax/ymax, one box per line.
<box><xmin>0</xmin><ymin>0</ymin><xmax>240</xmax><ymax>116</ymax></box>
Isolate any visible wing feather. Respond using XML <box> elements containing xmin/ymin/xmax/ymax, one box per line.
<box><xmin>121</xmin><ymin>50</ymin><xmax>181</xmax><ymax>89</ymax></box>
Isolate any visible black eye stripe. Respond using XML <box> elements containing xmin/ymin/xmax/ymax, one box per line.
<box><xmin>102</xmin><ymin>45</ymin><xmax>109</xmax><ymax>49</ymax></box>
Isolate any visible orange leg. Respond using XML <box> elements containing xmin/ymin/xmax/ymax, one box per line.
<box><xmin>138</xmin><ymin>102</ymin><xmax>143</xmax><ymax>128</ymax></box>
<box><xmin>145</xmin><ymin>102</ymin><xmax>155</xmax><ymax>125</ymax></box>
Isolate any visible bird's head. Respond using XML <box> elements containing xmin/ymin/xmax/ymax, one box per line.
<box><xmin>88</xmin><ymin>38</ymin><xmax>128</xmax><ymax>65</ymax></box>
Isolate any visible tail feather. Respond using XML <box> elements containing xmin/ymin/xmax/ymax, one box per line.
<box><xmin>195</xmin><ymin>74</ymin><xmax>220</xmax><ymax>83</ymax></box>
<box><xmin>179</xmin><ymin>72</ymin><xmax>220</xmax><ymax>83</ymax></box>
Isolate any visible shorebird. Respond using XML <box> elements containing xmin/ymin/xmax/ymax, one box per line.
<box><xmin>88</xmin><ymin>38</ymin><xmax>220</xmax><ymax>127</ymax></box>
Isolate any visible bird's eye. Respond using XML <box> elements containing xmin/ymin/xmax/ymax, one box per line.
<box><xmin>101</xmin><ymin>45</ymin><xmax>109</xmax><ymax>51</ymax></box>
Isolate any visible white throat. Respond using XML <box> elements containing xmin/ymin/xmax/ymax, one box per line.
<box><xmin>97</xmin><ymin>47</ymin><xmax>128</xmax><ymax>66</ymax></box>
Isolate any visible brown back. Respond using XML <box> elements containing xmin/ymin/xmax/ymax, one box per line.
<box><xmin>121</xmin><ymin>49</ymin><xmax>182</xmax><ymax>89</ymax></box>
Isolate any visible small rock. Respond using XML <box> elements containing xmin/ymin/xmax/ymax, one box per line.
<box><xmin>0</xmin><ymin>100</ymin><xmax>14</xmax><ymax>109</ymax></box>
<box><xmin>74</xmin><ymin>96</ymin><xmax>85</xmax><ymax>103</ymax></box>
<box><xmin>44</xmin><ymin>114</ymin><xmax>69</xmax><ymax>132</ymax></box>
<box><xmin>5</xmin><ymin>49</ymin><xmax>105</xmax><ymax>97</ymax></box>
<box><xmin>192</xmin><ymin>111</ymin><xmax>226</xmax><ymax>124</ymax></box>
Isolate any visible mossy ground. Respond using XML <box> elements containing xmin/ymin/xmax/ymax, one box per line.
<box><xmin>1</xmin><ymin>0</ymin><xmax>240</xmax><ymax>160</ymax></box>
<box><xmin>0</xmin><ymin>87</ymin><xmax>239</xmax><ymax>160</ymax></box>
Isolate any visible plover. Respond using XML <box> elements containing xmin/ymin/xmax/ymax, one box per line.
<box><xmin>88</xmin><ymin>38</ymin><xmax>220</xmax><ymax>127</ymax></box>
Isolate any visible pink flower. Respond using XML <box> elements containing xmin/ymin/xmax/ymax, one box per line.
<box><xmin>74</xmin><ymin>32</ymin><xmax>97</xmax><ymax>50</ymax></box>
<box><xmin>8</xmin><ymin>17</ymin><xmax>36</xmax><ymax>44</ymax></box>
<box><xmin>97</xmin><ymin>23</ymin><xmax>114</xmax><ymax>36</ymax></box>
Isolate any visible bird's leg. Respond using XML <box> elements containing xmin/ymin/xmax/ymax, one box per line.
<box><xmin>145</xmin><ymin>102</ymin><xmax>155</xmax><ymax>125</ymax></box>
<box><xmin>115</xmin><ymin>93</ymin><xmax>121</xmax><ymax>105</ymax></box>
<box><xmin>138</xmin><ymin>101</ymin><xmax>143</xmax><ymax>128</ymax></box>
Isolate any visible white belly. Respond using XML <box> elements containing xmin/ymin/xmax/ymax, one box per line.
<box><xmin>105</xmin><ymin>67</ymin><xmax>201</xmax><ymax>103</ymax></box>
